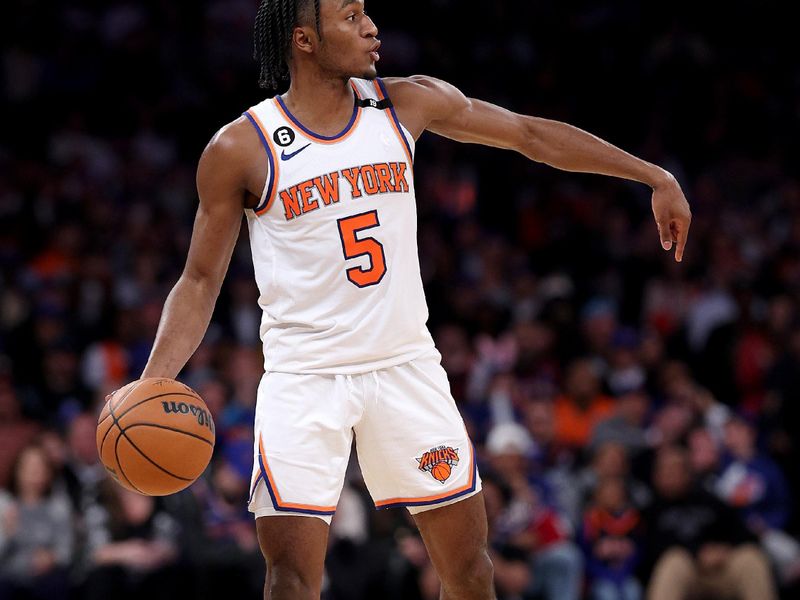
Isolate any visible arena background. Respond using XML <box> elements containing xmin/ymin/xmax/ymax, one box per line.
<box><xmin>1</xmin><ymin>1</ymin><xmax>799</xmax><ymax>599</ymax></box>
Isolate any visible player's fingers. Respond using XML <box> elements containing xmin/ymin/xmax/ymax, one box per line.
<box><xmin>674</xmin><ymin>218</ymin><xmax>690</xmax><ymax>262</ymax></box>
<box><xmin>656</xmin><ymin>218</ymin><xmax>672</xmax><ymax>251</ymax></box>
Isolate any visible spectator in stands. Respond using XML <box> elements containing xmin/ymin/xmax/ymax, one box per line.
<box><xmin>715</xmin><ymin>414</ymin><xmax>800</xmax><ymax>584</ymax></box>
<box><xmin>81</xmin><ymin>482</ymin><xmax>180</xmax><ymax>600</ymax></box>
<box><xmin>554</xmin><ymin>358</ymin><xmax>614</xmax><ymax>450</ymax></box>
<box><xmin>581</xmin><ymin>298</ymin><xmax>619</xmax><ymax>364</ymax></box>
<box><xmin>187</xmin><ymin>453</ymin><xmax>263</xmax><ymax>599</ymax></box>
<box><xmin>62</xmin><ymin>412</ymin><xmax>107</xmax><ymax>513</ymax></box>
<box><xmin>574</xmin><ymin>442</ymin><xmax>651</xmax><ymax>525</ymax></box>
<box><xmin>481</xmin><ymin>474</ymin><xmax>535</xmax><ymax>600</ymax></box>
<box><xmin>0</xmin><ymin>443</ymin><xmax>73</xmax><ymax>600</ymax></box>
<box><xmin>687</xmin><ymin>427</ymin><xmax>721</xmax><ymax>492</ymax></box>
<box><xmin>605</xmin><ymin>328</ymin><xmax>647</xmax><ymax>399</ymax></box>
<box><xmin>486</xmin><ymin>422</ymin><xmax>583</xmax><ymax>600</ymax></box>
<box><xmin>325</xmin><ymin>481</ymin><xmax>396</xmax><ymax>600</ymax></box>
<box><xmin>0</xmin><ymin>371</ymin><xmax>40</xmax><ymax>489</ymax></box>
<box><xmin>686</xmin><ymin>387</ymin><xmax>731</xmax><ymax>443</ymax></box>
<box><xmin>579</xmin><ymin>476</ymin><xmax>642</xmax><ymax>600</ymax></box>
<box><xmin>716</xmin><ymin>414</ymin><xmax>791</xmax><ymax>534</ymax></box>
<box><xmin>644</xmin><ymin>446</ymin><xmax>777</xmax><ymax>600</ymax></box>
<box><xmin>646</xmin><ymin>400</ymin><xmax>694</xmax><ymax>450</ymax></box>
<box><xmin>590</xmin><ymin>386</ymin><xmax>651</xmax><ymax>457</ymax></box>
<box><xmin>36</xmin><ymin>340</ymin><xmax>92</xmax><ymax>424</ymax></box>
<box><xmin>524</xmin><ymin>398</ymin><xmax>579</xmax><ymax>522</ymax></box>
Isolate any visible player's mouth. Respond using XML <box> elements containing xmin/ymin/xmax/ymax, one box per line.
<box><xmin>369</xmin><ymin>40</ymin><xmax>381</xmax><ymax>63</ymax></box>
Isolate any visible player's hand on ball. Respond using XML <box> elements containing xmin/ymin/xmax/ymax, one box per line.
<box><xmin>97</xmin><ymin>378</ymin><xmax>215</xmax><ymax>496</ymax></box>
<box><xmin>651</xmin><ymin>171</ymin><xmax>692</xmax><ymax>262</ymax></box>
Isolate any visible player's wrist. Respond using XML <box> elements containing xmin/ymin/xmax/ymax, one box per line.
<box><xmin>647</xmin><ymin>166</ymin><xmax>676</xmax><ymax>191</ymax></box>
<box><xmin>140</xmin><ymin>364</ymin><xmax>179</xmax><ymax>380</ymax></box>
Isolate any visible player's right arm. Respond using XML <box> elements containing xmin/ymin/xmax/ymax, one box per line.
<box><xmin>141</xmin><ymin>118</ymin><xmax>265</xmax><ymax>379</ymax></box>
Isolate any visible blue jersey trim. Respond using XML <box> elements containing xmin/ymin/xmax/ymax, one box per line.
<box><xmin>256</xmin><ymin>453</ymin><xmax>337</xmax><ymax>517</ymax></box>
<box><xmin>248</xmin><ymin>471</ymin><xmax>264</xmax><ymax>504</ymax></box>
<box><xmin>376</xmin><ymin>78</ymin><xmax>414</xmax><ymax>162</ymax></box>
<box><xmin>274</xmin><ymin>94</ymin><xmax>360</xmax><ymax>142</ymax></box>
<box><xmin>243</xmin><ymin>111</ymin><xmax>275</xmax><ymax>213</ymax></box>
<box><xmin>375</xmin><ymin>449</ymin><xmax>479</xmax><ymax>510</ymax></box>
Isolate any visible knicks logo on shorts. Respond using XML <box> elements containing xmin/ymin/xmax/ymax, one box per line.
<box><xmin>416</xmin><ymin>446</ymin><xmax>459</xmax><ymax>484</ymax></box>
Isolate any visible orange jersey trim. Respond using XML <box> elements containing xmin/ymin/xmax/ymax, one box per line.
<box><xmin>257</xmin><ymin>435</ymin><xmax>337</xmax><ymax>514</ymax></box>
<box><xmin>272</xmin><ymin>82</ymin><xmax>363</xmax><ymax>145</ymax></box>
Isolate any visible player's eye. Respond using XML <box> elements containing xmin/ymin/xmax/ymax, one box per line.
<box><xmin>346</xmin><ymin>13</ymin><xmax>357</xmax><ymax>21</ymax></box>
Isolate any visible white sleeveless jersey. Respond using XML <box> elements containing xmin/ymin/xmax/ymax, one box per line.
<box><xmin>242</xmin><ymin>78</ymin><xmax>435</xmax><ymax>374</ymax></box>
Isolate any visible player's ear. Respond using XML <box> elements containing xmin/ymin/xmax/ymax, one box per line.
<box><xmin>292</xmin><ymin>25</ymin><xmax>316</xmax><ymax>55</ymax></box>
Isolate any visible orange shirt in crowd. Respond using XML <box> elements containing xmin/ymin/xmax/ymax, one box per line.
<box><xmin>553</xmin><ymin>394</ymin><xmax>615</xmax><ymax>448</ymax></box>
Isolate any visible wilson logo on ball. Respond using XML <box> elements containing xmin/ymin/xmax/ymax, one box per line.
<box><xmin>416</xmin><ymin>445</ymin><xmax>459</xmax><ymax>484</ymax></box>
<box><xmin>161</xmin><ymin>401</ymin><xmax>214</xmax><ymax>432</ymax></box>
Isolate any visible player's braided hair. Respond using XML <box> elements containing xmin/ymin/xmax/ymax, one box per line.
<box><xmin>254</xmin><ymin>0</ymin><xmax>321</xmax><ymax>89</ymax></box>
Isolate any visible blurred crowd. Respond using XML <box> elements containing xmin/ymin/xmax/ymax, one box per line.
<box><xmin>1</xmin><ymin>0</ymin><xmax>798</xmax><ymax>599</ymax></box>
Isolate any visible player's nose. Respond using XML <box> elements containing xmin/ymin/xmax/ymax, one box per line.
<box><xmin>363</xmin><ymin>14</ymin><xmax>378</xmax><ymax>38</ymax></box>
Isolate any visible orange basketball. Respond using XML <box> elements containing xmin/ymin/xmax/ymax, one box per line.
<box><xmin>431</xmin><ymin>462</ymin><xmax>451</xmax><ymax>483</ymax></box>
<box><xmin>96</xmin><ymin>378</ymin><xmax>215</xmax><ymax>496</ymax></box>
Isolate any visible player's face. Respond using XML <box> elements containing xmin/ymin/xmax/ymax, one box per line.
<box><xmin>316</xmin><ymin>0</ymin><xmax>380</xmax><ymax>80</ymax></box>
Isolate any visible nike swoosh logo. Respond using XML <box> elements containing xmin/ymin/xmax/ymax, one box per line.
<box><xmin>281</xmin><ymin>144</ymin><xmax>311</xmax><ymax>161</ymax></box>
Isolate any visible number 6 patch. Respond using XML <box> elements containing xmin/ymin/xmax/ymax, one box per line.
<box><xmin>273</xmin><ymin>126</ymin><xmax>296</xmax><ymax>147</ymax></box>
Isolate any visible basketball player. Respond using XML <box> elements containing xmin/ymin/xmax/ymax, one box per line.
<box><xmin>140</xmin><ymin>0</ymin><xmax>691</xmax><ymax>598</ymax></box>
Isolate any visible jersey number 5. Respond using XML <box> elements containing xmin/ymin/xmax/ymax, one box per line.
<box><xmin>337</xmin><ymin>210</ymin><xmax>387</xmax><ymax>288</ymax></box>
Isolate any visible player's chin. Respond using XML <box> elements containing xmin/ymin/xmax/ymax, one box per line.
<box><xmin>360</xmin><ymin>63</ymin><xmax>378</xmax><ymax>80</ymax></box>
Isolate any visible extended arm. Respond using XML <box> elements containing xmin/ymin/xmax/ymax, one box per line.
<box><xmin>141</xmin><ymin>120</ymin><xmax>260</xmax><ymax>378</ymax></box>
<box><xmin>386</xmin><ymin>76</ymin><xmax>692</xmax><ymax>261</ymax></box>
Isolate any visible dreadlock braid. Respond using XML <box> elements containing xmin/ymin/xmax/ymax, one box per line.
<box><xmin>313</xmin><ymin>0</ymin><xmax>321</xmax><ymax>38</ymax></box>
<box><xmin>254</xmin><ymin>0</ymin><xmax>321</xmax><ymax>90</ymax></box>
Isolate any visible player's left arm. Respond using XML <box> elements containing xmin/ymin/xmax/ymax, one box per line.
<box><xmin>384</xmin><ymin>75</ymin><xmax>692</xmax><ymax>262</ymax></box>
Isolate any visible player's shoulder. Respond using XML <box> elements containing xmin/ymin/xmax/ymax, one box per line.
<box><xmin>204</xmin><ymin>115</ymin><xmax>262</xmax><ymax>162</ymax></box>
<box><xmin>196</xmin><ymin>113</ymin><xmax>267</xmax><ymax>195</ymax></box>
<box><xmin>197</xmin><ymin>113</ymin><xmax>264</xmax><ymax>179</ymax></box>
<box><xmin>382</xmin><ymin>75</ymin><xmax>450</xmax><ymax>98</ymax></box>
<box><xmin>381</xmin><ymin>75</ymin><xmax>468</xmax><ymax>114</ymax></box>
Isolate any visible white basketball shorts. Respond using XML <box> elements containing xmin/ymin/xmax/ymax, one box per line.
<box><xmin>247</xmin><ymin>350</ymin><xmax>481</xmax><ymax>524</ymax></box>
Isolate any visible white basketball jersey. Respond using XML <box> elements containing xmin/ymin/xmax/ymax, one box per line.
<box><xmin>242</xmin><ymin>78</ymin><xmax>435</xmax><ymax>374</ymax></box>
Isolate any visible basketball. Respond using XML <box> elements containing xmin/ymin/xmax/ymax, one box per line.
<box><xmin>431</xmin><ymin>462</ymin><xmax>451</xmax><ymax>483</ymax></box>
<box><xmin>96</xmin><ymin>378</ymin><xmax>215</xmax><ymax>496</ymax></box>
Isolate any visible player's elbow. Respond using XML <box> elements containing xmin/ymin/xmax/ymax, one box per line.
<box><xmin>179</xmin><ymin>266</ymin><xmax>225</xmax><ymax>302</ymax></box>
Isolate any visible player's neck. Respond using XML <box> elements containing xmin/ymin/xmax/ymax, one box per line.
<box><xmin>282</xmin><ymin>71</ymin><xmax>355</xmax><ymax>137</ymax></box>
